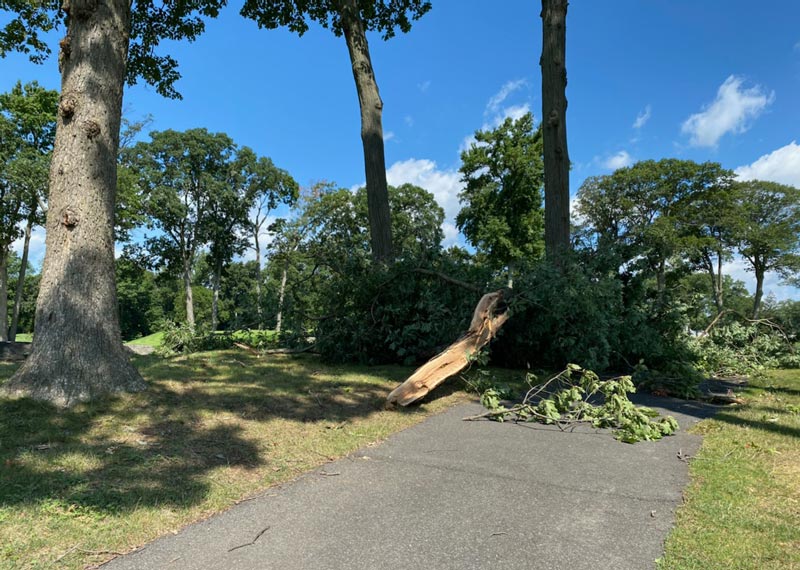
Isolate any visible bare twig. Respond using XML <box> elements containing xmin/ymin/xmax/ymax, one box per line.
<box><xmin>227</xmin><ymin>526</ymin><xmax>271</xmax><ymax>552</ymax></box>
<box><xmin>54</xmin><ymin>543</ymin><xmax>81</xmax><ymax>564</ymax></box>
<box><xmin>412</xmin><ymin>268</ymin><xmax>483</xmax><ymax>293</ymax></box>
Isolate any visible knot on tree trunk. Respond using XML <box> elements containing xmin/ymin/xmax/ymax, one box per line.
<box><xmin>58</xmin><ymin>35</ymin><xmax>71</xmax><ymax>72</ymax></box>
<box><xmin>81</xmin><ymin>120</ymin><xmax>101</xmax><ymax>139</ymax></box>
<box><xmin>61</xmin><ymin>207</ymin><xmax>79</xmax><ymax>229</ymax></box>
<box><xmin>59</xmin><ymin>93</ymin><xmax>77</xmax><ymax>119</ymax></box>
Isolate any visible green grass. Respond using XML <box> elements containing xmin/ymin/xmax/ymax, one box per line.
<box><xmin>0</xmin><ymin>351</ymin><xmax>470</xmax><ymax>569</ymax></box>
<box><xmin>10</xmin><ymin>333</ymin><xmax>32</xmax><ymax>343</ymax></box>
<box><xmin>659</xmin><ymin>369</ymin><xmax>800</xmax><ymax>570</ymax></box>
<box><xmin>124</xmin><ymin>331</ymin><xmax>164</xmax><ymax>347</ymax></box>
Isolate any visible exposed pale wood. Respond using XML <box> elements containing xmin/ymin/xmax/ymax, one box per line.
<box><xmin>387</xmin><ymin>291</ymin><xmax>509</xmax><ymax>406</ymax></box>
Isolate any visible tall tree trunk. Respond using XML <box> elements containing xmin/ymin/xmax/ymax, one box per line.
<box><xmin>0</xmin><ymin>246</ymin><xmax>8</xmax><ymax>342</ymax></box>
<box><xmin>275</xmin><ymin>266</ymin><xmax>288</xmax><ymax>334</ymax></box>
<box><xmin>704</xmin><ymin>252</ymin><xmax>723</xmax><ymax>314</ymax></box>
<box><xmin>753</xmin><ymin>265</ymin><xmax>765</xmax><ymax>319</ymax></box>
<box><xmin>541</xmin><ymin>0</ymin><xmax>571</xmax><ymax>261</ymax></box>
<box><xmin>254</xmin><ymin>230</ymin><xmax>262</xmax><ymax>327</ymax></box>
<box><xmin>656</xmin><ymin>258</ymin><xmax>666</xmax><ymax>299</ymax></box>
<box><xmin>4</xmin><ymin>0</ymin><xmax>145</xmax><ymax>405</ymax></box>
<box><xmin>183</xmin><ymin>262</ymin><xmax>195</xmax><ymax>327</ymax></box>
<box><xmin>9</xmin><ymin>218</ymin><xmax>33</xmax><ymax>341</ymax></box>
<box><xmin>340</xmin><ymin>0</ymin><xmax>393</xmax><ymax>263</ymax></box>
<box><xmin>211</xmin><ymin>260</ymin><xmax>221</xmax><ymax>331</ymax></box>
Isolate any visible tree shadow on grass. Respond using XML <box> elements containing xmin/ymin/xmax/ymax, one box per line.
<box><xmin>713</xmin><ymin>412</ymin><xmax>800</xmax><ymax>439</ymax></box>
<box><xmin>0</xmin><ymin>351</ymin><xmax>429</xmax><ymax>516</ymax></box>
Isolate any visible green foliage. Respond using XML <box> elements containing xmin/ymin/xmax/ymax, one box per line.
<box><xmin>475</xmin><ymin>365</ymin><xmax>679</xmax><ymax>443</ymax></box>
<box><xmin>1</xmin><ymin>1</ymin><xmax>228</xmax><ymax>99</ymax></box>
<box><xmin>493</xmin><ymin>258</ymin><xmax>624</xmax><ymax>371</ymax></box>
<box><xmin>240</xmin><ymin>0</ymin><xmax>431</xmax><ymax>40</ymax></box>
<box><xmin>693</xmin><ymin>322</ymin><xmax>794</xmax><ymax>377</ymax></box>
<box><xmin>156</xmin><ymin>320</ymin><xmax>203</xmax><ymax>355</ymax></box>
<box><xmin>457</xmin><ymin>112</ymin><xmax>544</xmax><ymax>274</ymax></box>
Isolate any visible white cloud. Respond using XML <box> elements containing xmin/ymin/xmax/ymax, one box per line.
<box><xmin>386</xmin><ymin>157</ymin><xmax>463</xmax><ymax>224</ymax></box>
<box><xmin>734</xmin><ymin>141</ymin><xmax>800</xmax><ymax>187</ymax></box>
<box><xmin>501</xmin><ymin>103</ymin><xmax>531</xmax><ymax>123</ymax></box>
<box><xmin>633</xmin><ymin>105</ymin><xmax>651</xmax><ymax>129</ymax></box>
<box><xmin>404</xmin><ymin>115</ymin><xmax>414</xmax><ymax>128</ymax></box>
<box><xmin>417</xmin><ymin>80</ymin><xmax>431</xmax><ymax>93</ymax></box>
<box><xmin>602</xmin><ymin>150</ymin><xmax>634</xmax><ymax>170</ymax></box>
<box><xmin>383</xmin><ymin>131</ymin><xmax>396</xmax><ymax>143</ymax></box>
<box><xmin>486</xmin><ymin>79</ymin><xmax>527</xmax><ymax>116</ymax></box>
<box><xmin>681</xmin><ymin>75</ymin><xmax>774</xmax><ymax>147</ymax></box>
<box><xmin>795</xmin><ymin>40</ymin><xmax>800</xmax><ymax>53</ymax></box>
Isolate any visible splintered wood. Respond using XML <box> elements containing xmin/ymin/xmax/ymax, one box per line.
<box><xmin>386</xmin><ymin>290</ymin><xmax>509</xmax><ymax>406</ymax></box>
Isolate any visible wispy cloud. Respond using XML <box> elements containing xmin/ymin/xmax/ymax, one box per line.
<box><xmin>734</xmin><ymin>141</ymin><xmax>800</xmax><ymax>187</ymax></box>
<box><xmin>681</xmin><ymin>75</ymin><xmax>774</xmax><ymax>147</ymax></box>
<box><xmin>383</xmin><ymin>131</ymin><xmax>396</xmax><ymax>143</ymax></box>
<box><xmin>404</xmin><ymin>115</ymin><xmax>414</xmax><ymax>128</ymax></box>
<box><xmin>417</xmin><ymin>80</ymin><xmax>431</xmax><ymax>93</ymax></box>
<box><xmin>485</xmin><ymin>79</ymin><xmax>527</xmax><ymax>116</ymax></box>
<box><xmin>633</xmin><ymin>105</ymin><xmax>652</xmax><ymax>129</ymax></box>
<box><xmin>602</xmin><ymin>150</ymin><xmax>634</xmax><ymax>170</ymax></box>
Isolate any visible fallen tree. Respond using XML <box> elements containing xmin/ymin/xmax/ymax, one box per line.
<box><xmin>387</xmin><ymin>289</ymin><xmax>509</xmax><ymax>406</ymax></box>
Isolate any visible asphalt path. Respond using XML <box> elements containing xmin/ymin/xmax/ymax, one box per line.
<box><xmin>103</xmin><ymin>395</ymin><xmax>715</xmax><ymax>570</ymax></box>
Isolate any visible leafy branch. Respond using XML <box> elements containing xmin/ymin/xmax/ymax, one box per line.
<box><xmin>464</xmin><ymin>364</ymin><xmax>679</xmax><ymax>443</ymax></box>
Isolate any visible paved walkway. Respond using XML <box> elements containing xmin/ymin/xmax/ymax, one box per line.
<box><xmin>103</xmin><ymin>396</ymin><xmax>715</xmax><ymax>570</ymax></box>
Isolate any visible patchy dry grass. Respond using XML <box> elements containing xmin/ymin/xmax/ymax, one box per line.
<box><xmin>659</xmin><ymin>369</ymin><xmax>800</xmax><ymax>570</ymax></box>
<box><xmin>0</xmin><ymin>351</ymin><xmax>469</xmax><ymax>569</ymax></box>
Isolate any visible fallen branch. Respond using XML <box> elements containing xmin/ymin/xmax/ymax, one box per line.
<box><xmin>233</xmin><ymin>342</ymin><xmax>260</xmax><ymax>356</ymax></box>
<box><xmin>262</xmin><ymin>344</ymin><xmax>318</xmax><ymax>355</ymax></box>
<box><xmin>387</xmin><ymin>290</ymin><xmax>509</xmax><ymax>406</ymax></box>
<box><xmin>412</xmin><ymin>268</ymin><xmax>482</xmax><ymax>293</ymax></box>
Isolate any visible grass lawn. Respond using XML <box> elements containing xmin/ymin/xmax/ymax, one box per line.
<box><xmin>0</xmin><ymin>351</ymin><xmax>470</xmax><ymax>569</ymax></box>
<box><xmin>124</xmin><ymin>331</ymin><xmax>164</xmax><ymax>347</ymax></box>
<box><xmin>659</xmin><ymin>369</ymin><xmax>800</xmax><ymax>570</ymax></box>
<box><xmin>10</xmin><ymin>334</ymin><xmax>32</xmax><ymax>343</ymax></box>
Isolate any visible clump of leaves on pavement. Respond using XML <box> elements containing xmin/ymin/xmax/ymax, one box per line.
<box><xmin>468</xmin><ymin>364</ymin><xmax>679</xmax><ymax>443</ymax></box>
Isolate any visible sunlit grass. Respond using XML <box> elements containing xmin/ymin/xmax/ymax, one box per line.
<box><xmin>659</xmin><ymin>369</ymin><xmax>800</xmax><ymax>570</ymax></box>
<box><xmin>0</xmin><ymin>350</ymin><xmax>470</xmax><ymax>569</ymax></box>
<box><xmin>124</xmin><ymin>331</ymin><xmax>164</xmax><ymax>346</ymax></box>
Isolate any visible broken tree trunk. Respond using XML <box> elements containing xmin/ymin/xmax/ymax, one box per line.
<box><xmin>387</xmin><ymin>290</ymin><xmax>510</xmax><ymax>406</ymax></box>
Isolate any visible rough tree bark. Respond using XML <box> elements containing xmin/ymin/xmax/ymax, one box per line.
<box><xmin>275</xmin><ymin>266</ymin><xmax>288</xmax><ymax>334</ymax></box>
<box><xmin>254</xmin><ymin>230</ymin><xmax>263</xmax><ymax>327</ymax></box>
<box><xmin>340</xmin><ymin>0</ymin><xmax>393</xmax><ymax>263</ymax></box>
<box><xmin>753</xmin><ymin>264</ymin><xmax>765</xmax><ymax>319</ymax></box>
<box><xmin>9</xmin><ymin>217</ymin><xmax>33</xmax><ymax>341</ymax></box>
<box><xmin>0</xmin><ymin>246</ymin><xmax>8</xmax><ymax>342</ymax></box>
<box><xmin>4</xmin><ymin>0</ymin><xmax>146</xmax><ymax>405</ymax></box>
<box><xmin>541</xmin><ymin>0</ymin><xmax>570</xmax><ymax>260</ymax></box>
<box><xmin>211</xmin><ymin>260</ymin><xmax>222</xmax><ymax>331</ymax></box>
<box><xmin>183</xmin><ymin>261</ymin><xmax>195</xmax><ymax>327</ymax></box>
<box><xmin>387</xmin><ymin>290</ymin><xmax>510</xmax><ymax>406</ymax></box>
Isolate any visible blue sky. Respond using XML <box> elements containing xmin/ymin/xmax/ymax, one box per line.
<box><xmin>2</xmin><ymin>0</ymin><xmax>799</xmax><ymax>299</ymax></box>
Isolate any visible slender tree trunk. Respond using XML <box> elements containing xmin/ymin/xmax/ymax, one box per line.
<box><xmin>276</xmin><ymin>266</ymin><xmax>288</xmax><ymax>334</ymax></box>
<box><xmin>0</xmin><ymin>246</ymin><xmax>8</xmax><ymax>342</ymax></box>
<box><xmin>655</xmin><ymin>259</ymin><xmax>666</xmax><ymax>299</ymax></box>
<box><xmin>211</xmin><ymin>260</ymin><xmax>221</xmax><ymax>331</ymax></box>
<box><xmin>183</xmin><ymin>261</ymin><xmax>195</xmax><ymax>327</ymax></box>
<box><xmin>541</xmin><ymin>0</ymin><xmax>571</xmax><ymax>261</ymax></box>
<box><xmin>4</xmin><ymin>0</ymin><xmax>145</xmax><ymax>405</ymax></box>
<box><xmin>753</xmin><ymin>266</ymin><xmax>765</xmax><ymax>319</ymax></box>
<box><xmin>9</xmin><ymin>218</ymin><xmax>33</xmax><ymax>341</ymax></box>
<box><xmin>340</xmin><ymin>0</ymin><xmax>393</xmax><ymax>263</ymax></box>
<box><xmin>715</xmin><ymin>251</ymin><xmax>724</xmax><ymax>313</ymax></box>
<box><xmin>254</xmin><ymin>230</ymin><xmax>262</xmax><ymax>327</ymax></box>
<box><xmin>704</xmin><ymin>252</ymin><xmax>723</xmax><ymax>314</ymax></box>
